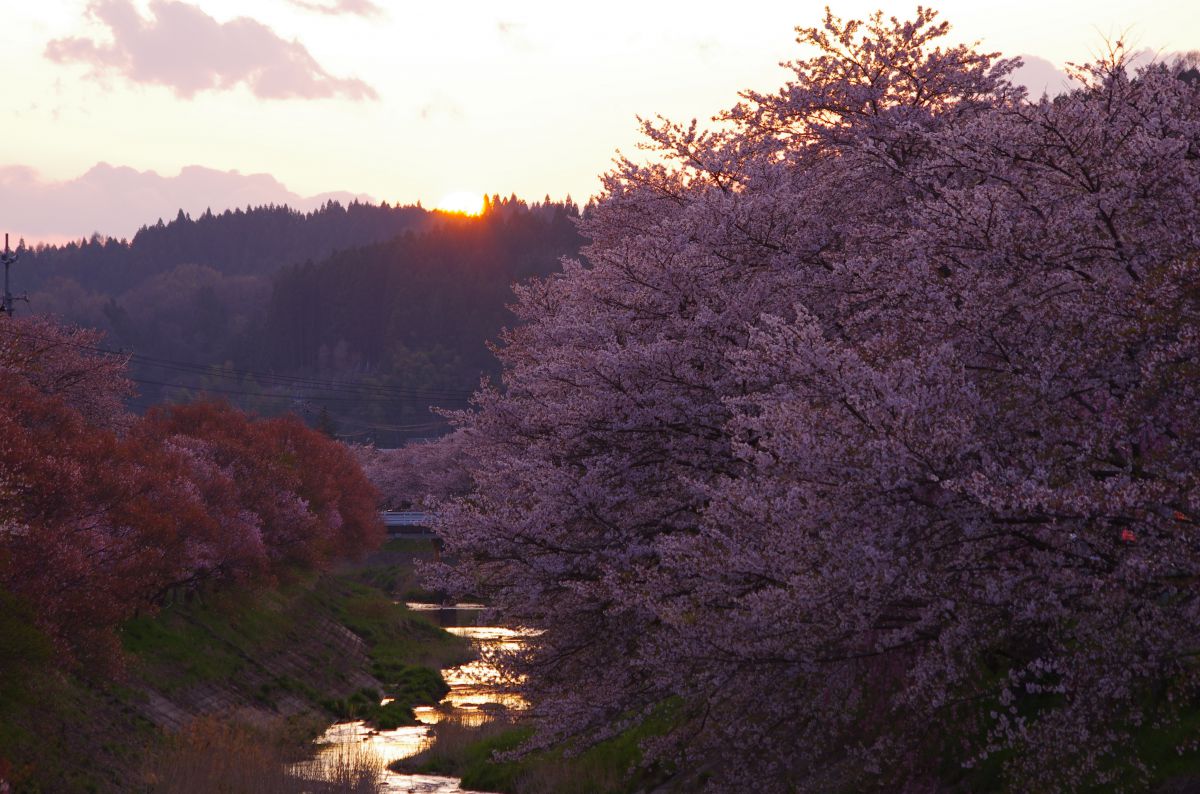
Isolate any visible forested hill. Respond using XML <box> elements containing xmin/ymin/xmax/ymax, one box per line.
<box><xmin>238</xmin><ymin>198</ymin><xmax>583</xmax><ymax>445</ymax></box>
<box><xmin>258</xmin><ymin>199</ymin><xmax>583</xmax><ymax>375</ymax></box>
<box><xmin>15</xmin><ymin>196</ymin><xmax>584</xmax><ymax>445</ymax></box>
<box><xmin>18</xmin><ymin>200</ymin><xmax>430</xmax><ymax>295</ymax></box>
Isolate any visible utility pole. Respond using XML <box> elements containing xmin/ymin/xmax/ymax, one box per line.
<box><xmin>1</xmin><ymin>233</ymin><xmax>27</xmax><ymax>317</ymax></box>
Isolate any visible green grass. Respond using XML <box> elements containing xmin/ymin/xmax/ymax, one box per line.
<box><xmin>352</xmin><ymin>538</ymin><xmax>445</xmax><ymax>601</ymax></box>
<box><xmin>380</xmin><ymin>537</ymin><xmax>440</xmax><ymax>555</ymax></box>
<box><xmin>0</xmin><ymin>590</ymin><xmax>54</xmax><ymax>751</ymax></box>
<box><xmin>0</xmin><ymin>594</ymin><xmax>160</xmax><ymax>794</ymax></box>
<box><xmin>396</xmin><ymin>701</ymin><xmax>682</xmax><ymax>794</ymax></box>
<box><xmin>1</xmin><ymin>540</ymin><xmax>476</xmax><ymax>792</ymax></box>
<box><xmin>313</xmin><ymin>576</ymin><xmax>471</xmax><ymax>669</ymax></box>
<box><xmin>455</xmin><ymin>725</ymin><xmax>533</xmax><ymax>791</ymax></box>
<box><xmin>1119</xmin><ymin>686</ymin><xmax>1200</xmax><ymax>790</ymax></box>
<box><xmin>307</xmin><ymin>576</ymin><xmax>469</xmax><ymax>727</ymax></box>
<box><xmin>119</xmin><ymin>582</ymin><xmax>317</xmax><ymax>692</ymax></box>
<box><xmin>6</xmin><ymin>571</ymin><xmax>467</xmax><ymax>791</ymax></box>
<box><xmin>118</xmin><ymin>571</ymin><xmax>468</xmax><ymax>716</ymax></box>
<box><xmin>925</xmin><ymin>649</ymin><xmax>1200</xmax><ymax>792</ymax></box>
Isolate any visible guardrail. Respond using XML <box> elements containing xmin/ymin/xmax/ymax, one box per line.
<box><xmin>381</xmin><ymin>511</ymin><xmax>437</xmax><ymax>539</ymax></box>
<box><xmin>381</xmin><ymin>511</ymin><xmax>430</xmax><ymax>527</ymax></box>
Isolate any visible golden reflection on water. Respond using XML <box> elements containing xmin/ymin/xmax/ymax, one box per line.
<box><xmin>314</xmin><ymin>615</ymin><xmax>530</xmax><ymax>792</ymax></box>
<box><xmin>442</xmin><ymin>626</ymin><xmax>532</xmax><ymax>712</ymax></box>
<box><xmin>314</xmin><ymin>719</ymin><xmax>432</xmax><ymax>766</ymax></box>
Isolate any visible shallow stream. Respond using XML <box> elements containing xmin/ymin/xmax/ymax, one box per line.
<box><xmin>312</xmin><ymin>603</ymin><xmax>526</xmax><ymax>793</ymax></box>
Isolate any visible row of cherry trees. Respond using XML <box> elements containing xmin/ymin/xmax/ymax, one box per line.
<box><xmin>381</xmin><ymin>9</ymin><xmax>1200</xmax><ymax>791</ymax></box>
<box><xmin>0</xmin><ymin>315</ymin><xmax>383</xmax><ymax>666</ymax></box>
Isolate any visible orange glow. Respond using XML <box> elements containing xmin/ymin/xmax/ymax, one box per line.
<box><xmin>435</xmin><ymin>191</ymin><xmax>485</xmax><ymax>216</ymax></box>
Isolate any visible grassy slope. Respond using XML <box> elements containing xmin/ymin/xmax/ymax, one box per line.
<box><xmin>17</xmin><ymin>535</ymin><xmax>1200</xmax><ymax>792</ymax></box>
<box><xmin>453</xmin><ymin>712</ymin><xmax>684</xmax><ymax>794</ymax></box>
<box><xmin>0</xmin><ymin>563</ymin><xmax>469</xmax><ymax>793</ymax></box>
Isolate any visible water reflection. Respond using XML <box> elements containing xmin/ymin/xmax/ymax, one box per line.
<box><xmin>315</xmin><ymin>719</ymin><xmax>431</xmax><ymax>767</ymax></box>
<box><xmin>302</xmin><ymin>721</ymin><xmax>464</xmax><ymax>793</ymax></box>
<box><xmin>442</xmin><ymin>626</ymin><xmax>531</xmax><ymax>712</ymax></box>
<box><xmin>382</xmin><ymin>773</ymin><xmax>473</xmax><ymax>793</ymax></box>
<box><xmin>314</xmin><ymin>604</ymin><xmax>525</xmax><ymax>793</ymax></box>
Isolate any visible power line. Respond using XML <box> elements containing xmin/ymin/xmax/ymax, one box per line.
<box><xmin>0</xmin><ymin>323</ymin><xmax>473</xmax><ymax>399</ymax></box>
<box><xmin>0</xmin><ymin>323</ymin><xmax>479</xmax><ymax>403</ymax></box>
<box><xmin>1</xmin><ymin>314</ymin><xmax>466</xmax><ymax>440</ymax></box>
<box><xmin>126</xmin><ymin>388</ymin><xmax>450</xmax><ymax>435</ymax></box>
<box><xmin>126</xmin><ymin>351</ymin><xmax>475</xmax><ymax>399</ymax></box>
<box><xmin>130</xmin><ymin>361</ymin><xmax>474</xmax><ymax>401</ymax></box>
<box><xmin>129</xmin><ymin>376</ymin><xmax>470</xmax><ymax>406</ymax></box>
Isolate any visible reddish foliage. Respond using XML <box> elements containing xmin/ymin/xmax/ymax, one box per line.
<box><xmin>0</xmin><ymin>383</ymin><xmax>201</xmax><ymax>664</ymax></box>
<box><xmin>0</xmin><ymin>315</ymin><xmax>132</xmax><ymax>429</ymax></box>
<box><xmin>139</xmin><ymin>402</ymin><xmax>384</xmax><ymax>572</ymax></box>
<box><xmin>0</xmin><ymin>321</ymin><xmax>383</xmax><ymax>666</ymax></box>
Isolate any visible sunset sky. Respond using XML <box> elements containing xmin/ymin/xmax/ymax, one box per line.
<box><xmin>2</xmin><ymin>0</ymin><xmax>1198</xmax><ymax>242</ymax></box>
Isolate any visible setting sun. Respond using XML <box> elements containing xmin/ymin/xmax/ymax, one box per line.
<box><xmin>435</xmin><ymin>191</ymin><xmax>485</xmax><ymax>216</ymax></box>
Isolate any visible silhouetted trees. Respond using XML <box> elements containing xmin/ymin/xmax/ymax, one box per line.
<box><xmin>17</xmin><ymin>197</ymin><xmax>583</xmax><ymax>444</ymax></box>
<box><xmin>258</xmin><ymin>198</ymin><xmax>582</xmax><ymax>379</ymax></box>
<box><xmin>20</xmin><ymin>201</ymin><xmax>429</xmax><ymax>294</ymax></box>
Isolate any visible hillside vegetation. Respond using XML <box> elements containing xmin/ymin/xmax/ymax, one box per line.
<box><xmin>14</xmin><ymin>197</ymin><xmax>582</xmax><ymax>445</ymax></box>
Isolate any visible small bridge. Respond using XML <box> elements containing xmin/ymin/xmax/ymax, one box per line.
<box><xmin>381</xmin><ymin>510</ymin><xmax>438</xmax><ymax>540</ymax></box>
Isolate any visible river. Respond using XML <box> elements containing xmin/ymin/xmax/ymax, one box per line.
<box><xmin>311</xmin><ymin>603</ymin><xmax>526</xmax><ymax>793</ymax></box>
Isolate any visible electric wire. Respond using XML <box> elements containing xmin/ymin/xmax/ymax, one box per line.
<box><xmin>132</xmin><ymin>376</ymin><xmax>469</xmax><ymax>405</ymax></box>
<box><xmin>2</xmin><ymin>323</ymin><xmax>471</xmax><ymax>438</ymax></box>
<box><xmin>0</xmin><ymin>324</ymin><xmax>480</xmax><ymax>403</ymax></box>
<box><xmin>126</xmin><ymin>351</ymin><xmax>475</xmax><ymax>399</ymax></box>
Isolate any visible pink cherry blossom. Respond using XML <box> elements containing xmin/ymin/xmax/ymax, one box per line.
<box><xmin>407</xmin><ymin>9</ymin><xmax>1200</xmax><ymax>791</ymax></box>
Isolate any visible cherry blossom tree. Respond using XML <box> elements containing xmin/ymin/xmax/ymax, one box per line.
<box><xmin>1</xmin><ymin>317</ymin><xmax>384</xmax><ymax>665</ymax></box>
<box><xmin>263</xmin><ymin>411</ymin><xmax>385</xmax><ymax>564</ymax></box>
<box><xmin>356</xmin><ymin>431</ymin><xmax>475</xmax><ymax>510</ymax></box>
<box><xmin>0</xmin><ymin>315</ymin><xmax>132</xmax><ymax>429</ymax></box>
<box><xmin>0</xmin><ymin>381</ymin><xmax>206</xmax><ymax>665</ymax></box>
<box><xmin>424</xmin><ymin>9</ymin><xmax>1200</xmax><ymax>790</ymax></box>
<box><xmin>140</xmin><ymin>401</ymin><xmax>385</xmax><ymax>572</ymax></box>
<box><xmin>0</xmin><ymin>317</ymin><xmax>171</xmax><ymax>662</ymax></box>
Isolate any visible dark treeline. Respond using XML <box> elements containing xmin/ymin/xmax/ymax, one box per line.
<box><xmin>19</xmin><ymin>200</ymin><xmax>430</xmax><ymax>293</ymax></box>
<box><xmin>260</xmin><ymin>197</ymin><xmax>583</xmax><ymax>377</ymax></box>
<box><xmin>17</xmin><ymin>195</ymin><xmax>584</xmax><ymax>445</ymax></box>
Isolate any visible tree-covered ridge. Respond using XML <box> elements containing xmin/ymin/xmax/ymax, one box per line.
<box><xmin>15</xmin><ymin>196</ymin><xmax>583</xmax><ymax>445</ymax></box>
<box><xmin>18</xmin><ymin>200</ymin><xmax>430</xmax><ymax>294</ymax></box>
<box><xmin>17</xmin><ymin>200</ymin><xmax>431</xmax><ymax>391</ymax></box>
<box><xmin>243</xmin><ymin>197</ymin><xmax>582</xmax><ymax>445</ymax></box>
<box><xmin>258</xmin><ymin>197</ymin><xmax>583</xmax><ymax>377</ymax></box>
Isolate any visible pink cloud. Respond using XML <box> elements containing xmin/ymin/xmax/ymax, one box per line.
<box><xmin>0</xmin><ymin>163</ymin><xmax>373</xmax><ymax>243</ymax></box>
<box><xmin>1009</xmin><ymin>54</ymin><xmax>1080</xmax><ymax>98</ymax></box>
<box><xmin>45</xmin><ymin>0</ymin><xmax>377</xmax><ymax>101</ymax></box>
<box><xmin>287</xmin><ymin>0</ymin><xmax>383</xmax><ymax>18</ymax></box>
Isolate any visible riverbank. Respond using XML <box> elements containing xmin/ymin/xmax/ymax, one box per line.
<box><xmin>393</xmin><ymin>701</ymin><xmax>684</xmax><ymax>794</ymax></box>
<box><xmin>0</xmin><ymin>550</ymin><xmax>471</xmax><ymax>793</ymax></box>
<box><xmin>1</xmin><ymin>538</ymin><xmax>694</xmax><ymax>793</ymax></box>
<box><xmin>383</xmin><ymin>604</ymin><xmax>683</xmax><ymax>794</ymax></box>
